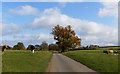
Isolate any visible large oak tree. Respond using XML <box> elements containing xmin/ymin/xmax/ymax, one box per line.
<box><xmin>52</xmin><ymin>25</ymin><xmax>81</xmax><ymax>52</ymax></box>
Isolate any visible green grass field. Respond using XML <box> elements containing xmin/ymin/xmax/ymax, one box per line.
<box><xmin>2</xmin><ymin>50</ymin><xmax>52</xmax><ymax>72</ymax></box>
<box><xmin>63</xmin><ymin>50</ymin><xmax>118</xmax><ymax>72</ymax></box>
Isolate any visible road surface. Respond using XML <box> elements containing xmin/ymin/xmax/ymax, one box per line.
<box><xmin>46</xmin><ymin>51</ymin><xmax>97</xmax><ymax>72</ymax></box>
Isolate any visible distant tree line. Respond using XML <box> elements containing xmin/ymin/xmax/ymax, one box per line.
<box><xmin>70</xmin><ymin>45</ymin><xmax>99</xmax><ymax>51</ymax></box>
<box><xmin>83</xmin><ymin>45</ymin><xmax>99</xmax><ymax>50</ymax></box>
<box><xmin>5</xmin><ymin>41</ymin><xmax>60</xmax><ymax>51</ymax></box>
<box><xmin>27</xmin><ymin>41</ymin><xmax>49</xmax><ymax>51</ymax></box>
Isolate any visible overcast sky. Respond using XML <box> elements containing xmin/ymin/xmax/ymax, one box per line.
<box><xmin>0</xmin><ymin>1</ymin><xmax>118</xmax><ymax>47</ymax></box>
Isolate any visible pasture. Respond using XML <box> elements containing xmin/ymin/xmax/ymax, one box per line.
<box><xmin>63</xmin><ymin>50</ymin><xmax>118</xmax><ymax>72</ymax></box>
<box><xmin>2</xmin><ymin>50</ymin><xmax>52</xmax><ymax>72</ymax></box>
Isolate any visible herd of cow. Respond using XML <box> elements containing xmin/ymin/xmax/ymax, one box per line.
<box><xmin>0</xmin><ymin>45</ymin><xmax>119</xmax><ymax>55</ymax></box>
<box><xmin>103</xmin><ymin>50</ymin><xmax>119</xmax><ymax>55</ymax></box>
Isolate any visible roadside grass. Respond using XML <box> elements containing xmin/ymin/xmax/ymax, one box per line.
<box><xmin>2</xmin><ymin>50</ymin><xmax>52</xmax><ymax>72</ymax></box>
<box><xmin>62</xmin><ymin>50</ymin><xmax>118</xmax><ymax>72</ymax></box>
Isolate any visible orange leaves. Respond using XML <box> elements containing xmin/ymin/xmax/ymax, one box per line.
<box><xmin>51</xmin><ymin>25</ymin><xmax>82</xmax><ymax>50</ymax></box>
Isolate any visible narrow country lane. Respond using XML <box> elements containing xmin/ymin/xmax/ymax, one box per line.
<box><xmin>46</xmin><ymin>51</ymin><xmax>98</xmax><ymax>72</ymax></box>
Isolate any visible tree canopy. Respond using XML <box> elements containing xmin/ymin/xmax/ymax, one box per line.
<box><xmin>13</xmin><ymin>42</ymin><xmax>25</xmax><ymax>50</ymax></box>
<box><xmin>52</xmin><ymin>25</ymin><xmax>81</xmax><ymax>52</ymax></box>
<box><xmin>49</xmin><ymin>44</ymin><xmax>60</xmax><ymax>51</ymax></box>
<box><xmin>41</xmin><ymin>41</ymin><xmax>48</xmax><ymax>51</ymax></box>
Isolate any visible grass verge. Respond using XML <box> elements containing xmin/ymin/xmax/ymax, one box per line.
<box><xmin>2</xmin><ymin>50</ymin><xmax>52</xmax><ymax>72</ymax></box>
<box><xmin>62</xmin><ymin>50</ymin><xmax>118</xmax><ymax>72</ymax></box>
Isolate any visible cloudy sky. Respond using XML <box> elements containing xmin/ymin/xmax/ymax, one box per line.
<box><xmin>1</xmin><ymin>2</ymin><xmax>118</xmax><ymax>47</ymax></box>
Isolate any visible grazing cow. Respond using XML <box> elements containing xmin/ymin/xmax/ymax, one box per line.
<box><xmin>103</xmin><ymin>50</ymin><xmax>109</xmax><ymax>54</ymax></box>
<box><xmin>114</xmin><ymin>51</ymin><xmax>118</xmax><ymax>55</ymax></box>
<box><xmin>27</xmin><ymin>45</ymin><xmax>35</xmax><ymax>53</ymax></box>
<box><xmin>109</xmin><ymin>50</ymin><xmax>113</xmax><ymax>54</ymax></box>
<box><xmin>103</xmin><ymin>50</ymin><xmax>118</xmax><ymax>55</ymax></box>
<box><xmin>1</xmin><ymin>45</ymin><xmax>8</xmax><ymax>54</ymax></box>
<box><xmin>31</xmin><ymin>45</ymin><xmax>35</xmax><ymax>53</ymax></box>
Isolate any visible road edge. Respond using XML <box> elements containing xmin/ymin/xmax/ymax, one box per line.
<box><xmin>45</xmin><ymin>54</ymin><xmax>53</xmax><ymax>72</ymax></box>
<box><xmin>61</xmin><ymin>53</ymin><xmax>99</xmax><ymax>72</ymax></box>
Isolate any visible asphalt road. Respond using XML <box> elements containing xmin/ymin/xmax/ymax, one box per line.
<box><xmin>46</xmin><ymin>51</ymin><xmax>97</xmax><ymax>72</ymax></box>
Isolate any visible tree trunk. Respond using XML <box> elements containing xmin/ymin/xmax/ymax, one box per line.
<box><xmin>61</xmin><ymin>47</ymin><xmax>68</xmax><ymax>53</ymax></box>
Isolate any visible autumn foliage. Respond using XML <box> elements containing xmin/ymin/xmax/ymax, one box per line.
<box><xmin>52</xmin><ymin>25</ymin><xmax>81</xmax><ymax>52</ymax></box>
